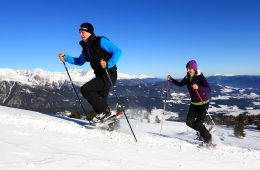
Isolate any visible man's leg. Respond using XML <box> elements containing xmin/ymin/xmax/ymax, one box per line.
<box><xmin>98</xmin><ymin>72</ymin><xmax>117</xmax><ymax>103</ymax></box>
<box><xmin>80</xmin><ymin>77</ymin><xmax>108</xmax><ymax>114</ymax></box>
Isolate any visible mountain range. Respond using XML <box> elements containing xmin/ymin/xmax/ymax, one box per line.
<box><xmin>0</xmin><ymin>68</ymin><xmax>259</xmax><ymax>121</ymax></box>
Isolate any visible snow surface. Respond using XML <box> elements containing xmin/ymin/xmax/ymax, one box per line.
<box><xmin>0</xmin><ymin>105</ymin><xmax>260</xmax><ymax>170</ymax></box>
<box><xmin>214</xmin><ymin>74</ymin><xmax>237</xmax><ymax>76</ymax></box>
<box><xmin>253</xmin><ymin>102</ymin><xmax>260</xmax><ymax>106</ymax></box>
<box><xmin>209</xmin><ymin>105</ymin><xmax>246</xmax><ymax>116</ymax></box>
<box><xmin>221</xmin><ymin>86</ymin><xmax>234</xmax><ymax>93</ymax></box>
<box><xmin>209</xmin><ymin>103</ymin><xmax>260</xmax><ymax>116</ymax></box>
<box><xmin>211</xmin><ymin>95</ymin><xmax>231</xmax><ymax>100</ymax></box>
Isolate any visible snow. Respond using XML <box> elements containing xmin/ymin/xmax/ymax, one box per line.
<box><xmin>118</xmin><ymin>73</ymin><xmax>154</xmax><ymax>79</ymax></box>
<box><xmin>253</xmin><ymin>102</ymin><xmax>260</xmax><ymax>106</ymax></box>
<box><xmin>168</xmin><ymin>92</ymin><xmax>188</xmax><ymax>104</ymax></box>
<box><xmin>2</xmin><ymin>82</ymin><xmax>16</xmax><ymax>103</ymax></box>
<box><xmin>209</xmin><ymin>105</ymin><xmax>260</xmax><ymax>116</ymax></box>
<box><xmin>0</xmin><ymin>105</ymin><xmax>260</xmax><ymax>170</ymax></box>
<box><xmin>221</xmin><ymin>86</ymin><xmax>234</xmax><ymax>93</ymax></box>
<box><xmin>209</xmin><ymin>105</ymin><xmax>245</xmax><ymax>116</ymax></box>
<box><xmin>0</xmin><ymin>68</ymin><xmax>154</xmax><ymax>87</ymax></box>
<box><xmin>241</xmin><ymin>92</ymin><xmax>260</xmax><ymax>99</ymax></box>
<box><xmin>170</xmin><ymin>92</ymin><xmax>186</xmax><ymax>97</ymax></box>
<box><xmin>239</xmin><ymin>89</ymin><xmax>246</xmax><ymax>93</ymax></box>
<box><xmin>245</xmin><ymin>109</ymin><xmax>260</xmax><ymax>115</ymax></box>
<box><xmin>149</xmin><ymin>108</ymin><xmax>179</xmax><ymax>122</ymax></box>
<box><xmin>211</xmin><ymin>95</ymin><xmax>231</xmax><ymax>100</ymax></box>
<box><xmin>214</xmin><ymin>74</ymin><xmax>237</xmax><ymax>76</ymax></box>
<box><xmin>212</xmin><ymin>85</ymin><xmax>260</xmax><ymax>101</ymax></box>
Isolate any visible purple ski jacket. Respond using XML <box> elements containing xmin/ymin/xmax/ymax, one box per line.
<box><xmin>171</xmin><ymin>71</ymin><xmax>211</xmax><ymax>103</ymax></box>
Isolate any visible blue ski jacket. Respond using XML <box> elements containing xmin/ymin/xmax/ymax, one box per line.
<box><xmin>64</xmin><ymin>37</ymin><xmax>122</xmax><ymax>69</ymax></box>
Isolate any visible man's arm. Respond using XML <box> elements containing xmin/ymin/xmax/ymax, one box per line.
<box><xmin>100</xmin><ymin>38</ymin><xmax>122</xmax><ymax>68</ymax></box>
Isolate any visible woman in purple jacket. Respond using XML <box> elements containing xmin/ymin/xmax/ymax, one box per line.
<box><xmin>168</xmin><ymin>60</ymin><xmax>212</xmax><ymax>144</ymax></box>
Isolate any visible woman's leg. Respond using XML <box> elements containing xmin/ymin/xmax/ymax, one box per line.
<box><xmin>193</xmin><ymin>103</ymin><xmax>211</xmax><ymax>142</ymax></box>
<box><xmin>186</xmin><ymin>104</ymin><xmax>197</xmax><ymax>129</ymax></box>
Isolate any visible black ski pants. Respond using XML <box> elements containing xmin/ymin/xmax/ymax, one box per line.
<box><xmin>80</xmin><ymin>72</ymin><xmax>117</xmax><ymax>114</ymax></box>
<box><xmin>186</xmin><ymin>103</ymin><xmax>211</xmax><ymax>142</ymax></box>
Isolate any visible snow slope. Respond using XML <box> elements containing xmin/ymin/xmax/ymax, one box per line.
<box><xmin>0</xmin><ymin>105</ymin><xmax>260</xmax><ymax>170</ymax></box>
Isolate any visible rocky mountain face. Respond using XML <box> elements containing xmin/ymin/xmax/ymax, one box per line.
<box><xmin>0</xmin><ymin>68</ymin><xmax>259</xmax><ymax>121</ymax></box>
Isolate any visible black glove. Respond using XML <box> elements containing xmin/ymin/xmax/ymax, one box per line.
<box><xmin>167</xmin><ymin>75</ymin><xmax>173</xmax><ymax>81</ymax></box>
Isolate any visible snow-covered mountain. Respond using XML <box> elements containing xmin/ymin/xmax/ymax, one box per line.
<box><xmin>0</xmin><ymin>68</ymin><xmax>158</xmax><ymax>114</ymax></box>
<box><xmin>0</xmin><ymin>68</ymin><xmax>259</xmax><ymax>119</ymax></box>
<box><xmin>0</xmin><ymin>68</ymin><xmax>155</xmax><ymax>88</ymax></box>
<box><xmin>0</xmin><ymin>105</ymin><xmax>259</xmax><ymax>170</ymax></box>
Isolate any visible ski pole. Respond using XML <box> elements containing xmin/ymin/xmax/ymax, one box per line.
<box><xmin>105</xmin><ymin>69</ymin><xmax>138</xmax><ymax>142</ymax></box>
<box><xmin>195</xmin><ymin>89</ymin><xmax>216</xmax><ymax>126</ymax></box>
<box><xmin>62</xmin><ymin>61</ymin><xmax>91</xmax><ymax>123</ymax></box>
<box><xmin>160</xmin><ymin>80</ymin><xmax>171</xmax><ymax>134</ymax></box>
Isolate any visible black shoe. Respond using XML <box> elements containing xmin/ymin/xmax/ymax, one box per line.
<box><xmin>86</xmin><ymin>110</ymin><xmax>97</xmax><ymax>121</ymax></box>
<box><xmin>195</xmin><ymin>135</ymin><xmax>204</xmax><ymax>141</ymax></box>
<box><xmin>204</xmin><ymin>134</ymin><xmax>212</xmax><ymax>146</ymax></box>
<box><xmin>195</xmin><ymin>131</ymin><xmax>204</xmax><ymax>141</ymax></box>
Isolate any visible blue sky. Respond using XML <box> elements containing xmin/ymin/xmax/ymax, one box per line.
<box><xmin>0</xmin><ymin>0</ymin><xmax>259</xmax><ymax>78</ymax></box>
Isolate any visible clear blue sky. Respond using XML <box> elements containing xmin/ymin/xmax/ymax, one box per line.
<box><xmin>0</xmin><ymin>0</ymin><xmax>259</xmax><ymax>78</ymax></box>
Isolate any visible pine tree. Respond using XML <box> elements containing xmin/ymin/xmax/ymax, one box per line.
<box><xmin>234</xmin><ymin>114</ymin><xmax>246</xmax><ymax>138</ymax></box>
<box><xmin>247</xmin><ymin>115</ymin><xmax>253</xmax><ymax>125</ymax></box>
<box><xmin>257</xmin><ymin>124</ymin><xmax>260</xmax><ymax>130</ymax></box>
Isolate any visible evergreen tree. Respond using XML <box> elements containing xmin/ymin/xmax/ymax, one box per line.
<box><xmin>257</xmin><ymin>124</ymin><xmax>260</xmax><ymax>130</ymax></box>
<box><xmin>234</xmin><ymin>114</ymin><xmax>246</xmax><ymax>138</ymax></box>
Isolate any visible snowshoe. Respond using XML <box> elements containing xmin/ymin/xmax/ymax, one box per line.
<box><xmin>93</xmin><ymin>107</ymin><xmax>111</xmax><ymax>123</ymax></box>
<box><xmin>86</xmin><ymin>110</ymin><xmax>97</xmax><ymax>121</ymax></box>
<box><xmin>197</xmin><ymin>137</ymin><xmax>217</xmax><ymax>149</ymax></box>
<box><xmin>195</xmin><ymin>132</ymin><xmax>204</xmax><ymax>141</ymax></box>
<box><xmin>197</xmin><ymin>142</ymin><xmax>217</xmax><ymax>149</ymax></box>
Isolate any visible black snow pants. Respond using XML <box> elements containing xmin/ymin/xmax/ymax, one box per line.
<box><xmin>186</xmin><ymin>103</ymin><xmax>211</xmax><ymax>142</ymax></box>
<box><xmin>80</xmin><ymin>72</ymin><xmax>117</xmax><ymax>114</ymax></box>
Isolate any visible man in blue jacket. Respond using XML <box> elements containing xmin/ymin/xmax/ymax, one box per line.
<box><xmin>59</xmin><ymin>22</ymin><xmax>122</xmax><ymax>121</ymax></box>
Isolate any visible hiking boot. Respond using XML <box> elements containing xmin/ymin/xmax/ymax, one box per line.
<box><xmin>204</xmin><ymin>134</ymin><xmax>213</xmax><ymax>146</ymax></box>
<box><xmin>95</xmin><ymin>107</ymin><xmax>111</xmax><ymax>121</ymax></box>
<box><xmin>86</xmin><ymin>110</ymin><xmax>97</xmax><ymax>121</ymax></box>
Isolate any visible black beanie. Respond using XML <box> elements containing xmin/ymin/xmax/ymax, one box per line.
<box><xmin>79</xmin><ymin>22</ymin><xmax>94</xmax><ymax>34</ymax></box>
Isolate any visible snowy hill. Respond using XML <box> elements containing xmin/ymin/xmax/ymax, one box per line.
<box><xmin>0</xmin><ymin>105</ymin><xmax>259</xmax><ymax>170</ymax></box>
